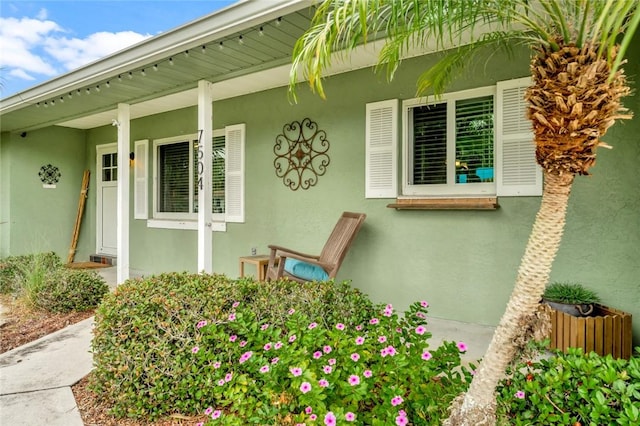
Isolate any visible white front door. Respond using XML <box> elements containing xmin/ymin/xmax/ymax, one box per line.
<box><xmin>96</xmin><ymin>144</ymin><xmax>118</xmax><ymax>256</ymax></box>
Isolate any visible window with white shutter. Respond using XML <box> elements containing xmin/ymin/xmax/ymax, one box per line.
<box><xmin>365</xmin><ymin>100</ymin><xmax>398</xmax><ymax>198</ymax></box>
<box><xmin>371</xmin><ymin>80</ymin><xmax>540</xmax><ymax>204</ymax></box>
<box><xmin>151</xmin><ymin>124</ymin><xmax>245</xmax><ymax>226</ymax></box>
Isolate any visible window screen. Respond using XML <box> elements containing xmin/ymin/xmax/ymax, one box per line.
<box><xmin>455</xmin><ymin>96</ymin><xmax>494</xmax><ymax>184</ymax></box>
<box><xmin>411</xmin><ymin>103</ymin><xmax>447</xmax><ymax>185</ymax></box>
<box><xmin>158</xmin><ymin>141</ymin><xmax>190</xmax><ymax>212</ymax></box>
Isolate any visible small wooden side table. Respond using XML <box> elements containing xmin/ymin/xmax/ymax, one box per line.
<box><xmin>239</xmin><ymin>254</ymin><xmax>271</xmax><ymax>281</ymax></box>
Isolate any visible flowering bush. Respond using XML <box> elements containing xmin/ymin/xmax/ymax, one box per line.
<box><xmin>91</xmin><ymin>273</ymin><xmax>377</xmax><ymax>419</ymax></box>
<box><xmin>496</xmin><ymin>347</ymin><xmax>640</xmax><ymax>425</ymax></box>
<box><xmin>193</xmin><ymin>300</ymin><xmax>474</xmax><ymax>425</ymax></box>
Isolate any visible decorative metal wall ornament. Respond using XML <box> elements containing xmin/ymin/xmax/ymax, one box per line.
<box><xmin>273</xmin><ymin>118</ymin><xmax>330</xmax><ymax>190</ymax></box>
<box><xmin>39</xmin><ymin>164</ymin><xmax>61</xmax><ymax>184</ymax></box>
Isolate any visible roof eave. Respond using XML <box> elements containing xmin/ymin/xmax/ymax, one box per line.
<box><xmin>0</xmin><ymin>0</ymin><xmax>313</xmax><ymax>114</ymax></box>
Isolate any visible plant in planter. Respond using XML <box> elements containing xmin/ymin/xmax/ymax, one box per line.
<box><xmin>542</xmin><ymin>282</ymin><xmax>600</xmax><ymax>317</ymax></box>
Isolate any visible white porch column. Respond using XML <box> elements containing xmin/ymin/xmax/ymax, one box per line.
<box><xmin>197</xmin><ymin>80</ymin><xmax>214</xmax><ymax>273</ymax></box>
<box><xmin>116</xmin><ymin>103</ymin><xmax>130</xmax><ymax>284</ymax></box>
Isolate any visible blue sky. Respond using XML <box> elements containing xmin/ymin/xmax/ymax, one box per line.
<box><xmin>0</xmin><ymin>0</ymin><xmax>237</xmax><ymax>97</ymax></box>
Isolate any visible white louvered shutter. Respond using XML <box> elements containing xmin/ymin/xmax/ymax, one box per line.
<box><xmin>365</xmin><ymin>99</ymin><xmax>398</xmax><ymax>198</ymax></box>
<box><xmin>225</xmin><ymin>124</ymin><xmax>245</xmax><ymax>222</ymax></box>
<box><xmin>496</xmin><ymin>78</ymin><xmax>543</xmax><ymax>196</ymax></box>
<box><xmin>134</xmin><ymin>139</ymin><xmax>148</xmax><ymax>219</ymax></box>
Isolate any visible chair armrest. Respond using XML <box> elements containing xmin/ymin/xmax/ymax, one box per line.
<box><xmin>268</xmin><ymin>244</ymin><xmax>320</xmax><ymax>260</ymax></box>
<box><xmin>279</xmin><ymin>252</ymin><xmax>332</xmax><ymax>272</ymax></box>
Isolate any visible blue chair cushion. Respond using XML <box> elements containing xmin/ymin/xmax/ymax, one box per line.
<box><xmin>284</xmin><ymin>258</ymin><xmax>329</xmax><ymax>282</ymax></box>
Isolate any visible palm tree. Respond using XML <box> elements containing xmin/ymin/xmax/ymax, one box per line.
<box><xmin>289</xmin><ymin>1</ymin><xmax>638</xmax><ymax>424</ymax></box>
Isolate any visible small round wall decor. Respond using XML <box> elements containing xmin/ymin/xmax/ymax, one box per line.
<box><xmin>39</xmin><ymin>164</ymin><xmax>61</xmax><ymax>185</ymax></box>
<box><xmin>273</xmin><ymin>118</ymin><xmax>330</xmax><ymax>191</ymax></box>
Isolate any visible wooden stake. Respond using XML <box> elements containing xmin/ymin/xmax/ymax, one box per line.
<box><xmin>67</xmin><ymin>170</ymin><xmax>90</xmax><ymax>264</ymax></box>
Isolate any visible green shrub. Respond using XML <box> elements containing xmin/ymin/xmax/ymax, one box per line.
<box><xmin>194</xmin><ymin>300</ymin><xmax>472</xmax><ymax>425</ymax></box>
<box><xmin>36</xmin><ymin>268</ymin><xmax>109</xmax><ymax>312</ymax></box>
<box><xmin>543</xmin><ymin>282</ymin><xmax>600</xmax><ymax>304</ymax></box>
<box><xmin>90</xmin><ymin>272</ymin><xmax>379</xmax><ymax>419</ymax></box>
<box><xmin>0</xmin><ymin>252</ymin><xmax>61</xmax><ymax>295</ymax></box>
<box><xmin>497</xmin><ymin>348</ymin><xmax>640</xmax><ymax>425</ymax></box>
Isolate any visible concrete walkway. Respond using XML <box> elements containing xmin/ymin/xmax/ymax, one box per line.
<box><xmin>0</xmin><ymin>266</ymin><xmax>495</xmax><ymax>425</ymax></box>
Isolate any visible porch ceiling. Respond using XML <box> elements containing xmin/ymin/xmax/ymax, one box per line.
<box><xmin>0</xmin><ymin>0</ymin><xmax>320</xmax><ymax>133</ymax></box>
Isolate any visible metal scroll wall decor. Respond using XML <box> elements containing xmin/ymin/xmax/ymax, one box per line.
<box><xmin>39</xmin><ymin>164</ymin><xmax>61</xmax><ymax>184</ymax></box>
<box><xmin>273</xmin><ymin>118</ymin><xmax>330</xmax><ymax>191</ymax></box>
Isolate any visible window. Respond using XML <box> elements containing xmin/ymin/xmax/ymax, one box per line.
<box><xmin>404</xmin><ymin>88</ymin><xmax>495</xmax><ymax>196</ymax></box>
<box><xmin>365</xmin><ymin>77</ymin><xmax>542</xmax><ymax>200</ymax></box>
<box><xmin>152</xmin><ymin>124</ymin><xmax>245</xmax><ymax>223</ymax></box>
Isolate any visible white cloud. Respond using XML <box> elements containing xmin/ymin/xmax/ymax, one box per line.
<box><xmin>0</xmin><ymin>11</ymin><xmax>151</xmax><ymax>89</ymax></box>
<box><xmin>44</xmin><ymin>31</ymin><xmax>151</xmax><ymax>71</ymax></box>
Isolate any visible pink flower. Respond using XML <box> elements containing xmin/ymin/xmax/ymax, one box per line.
<box><xmin>196</xmin><ymin>422</ymin><xmax>204</xmax><ymax>426</ymax></box>
<box><xmin>415</xmin><ymin>312</ymin><xmax>427</xmax><ymax>319</ymax></box>
<box><xmin>191</xmin><ymin>346</ymin><xmax>199</xmax><ymax>354</ymax></box>
<box><xmin>305</xmin><ymin>406</ymin><xmax>313</xmax><ymax>414</ymax></box>
<box><xmin>204</xmin><ymin>407</ymin><xmax>213</xmax><ymax>415</ymax></box>
<box><xmin>213</xmin><ymin>361</ymin><xmax>221</xmax><ymax>369</ymax></box>
<box><xmin>370</xmin><ymin>318</ymin><xmax>379</xmax><ymax>325</ymax></box>
<box><xmin>378</xmin><ymin>336</ymin><xmax>387</xmax><ymax>343</ymax></box>
<box><xmin>324</xmin><ymin>411</ymin><xmax>336</xmax><ymax>426</ymax></box>
<box><xmin>264</xmin><ymin>343</ymin><xmax>273</xmax><ymax>351</ymax></box>
<box><xmin>239</xmin><ymin>340</ymin><xmax>247</xmax><ymax>347</ymax></box>
<box><xmin>289</xmin><ymin>334</ymin><xmax>297</xmax><ymax>343</ymax></box>
<box><xmin>348</xmin><ymin>375</ymin><xmax>360</xmax><ymax>386</ymax></box>
<box><xmin>212</xmin><ymin>409</ymin><xmax>222</xmax><ymax>419</ymax></box>
<box><xmin>313</xmin><ymin>351</ymin><xmax>323</xmax><ymax>359</ymax></box>
<box><xmin>196</xmin><ymin>320</ymin><xmax>208</xmax><ymax>329</ymax></box>
<box><xmin>274</xmin><ymin>341</ymin><xmax>283</xmax><ymax>349</ymax></box>
<box><xmin>381</xmin><ymin>345</ymin><xmax>397</xmax><ymax>357</ymax></box>
<box><xmin>350</xmin><ymin>353</ymin><xmax>360</xmax><ymax>362</ymax></box>
<box><xmin>271</xmin><ymin>357</ymin><xmax>280</xmax><ymax>364</ymax></box>
<box><xmin>355</xmin><ymin>336</ymin><xmax>365</xmax><ymax>345</ymax></box>
<box><xmin>396</xmin><ymin>414</ymin><xmax>408</xmax><ymax>425</ymax></box>
<box><xmin>420</xmin><ymin>300</ymin><xmax>429</xmax><ymax>308</ymax></box>
<box><xmin>391</xmin><ymin>395</ymin><xmax>404</xmax><ymax>406</ymax></box>
<box><xmin>259</xmin><ymin>365</ymin><xmax>270</xmax><ymax>373</ymax></box>
<box><xmin>323</xmin><ymin>345</ymin><xmax>332</xmax><ymax>354</ymax></box>
<box><xmin>310</xmin><ymin>414</ymin><xmax>317</xmax><ymax>420</ymax></box>
<box><xmin>415</xmin><ymin>325</ymin><xmax>427</xmax><ymax>335</ymax></box>
<box><xmin>383</xmin><ymin>304</ymin><xmax>393</xmax><ymax>317</ymax></box>
<box><xmin>328</xmin><ymin>358</ymin><xmax>336</xmax><ymax>365</ymax></box>
<box><xmin>515</xmin><ymin>390</ymin><xmax>525</xmax><ymax>399</ymax></box>
<box><xmin>224</xmin><ymin>372</ymin><xmax>233</xmax><ymax>382</ymax></box>
<box><xmin>261</xmin><ymin>323</ymin><xmax>270</xmax><ymax>331</ymax></box>
<box><xmin>238</xmin><ymin>351</ymin><xmax>253</xmax><ymax>364</ymax></box>
<box><xmin>323</xmin><ymin>365</ymin><xmax>333</xmax><ymax>374</ymax></box>
<box><xmin>308</xmin><ymin>322</ymin><xmax>318</xmax><ymax>330</ymax></box>
<box><xmin>318</xmin><ymin>378</ymin><xmax>329</xmax><ymax>388</ymax></box>
<box><xmin>232</xmin><ymin>301</ymin><xmax>240</xmax><ymax>308</ymax></box>
<box><xmin>290</xmin><ymin>367</ymin><xmax>303</xmax><ymax>376</ymax></box>
<box><xmin>422</xmin><ymin>351</ymin><xmax>433</xmax><ymax>360</ymax></box>
<box><xmin>217</xmin><ymin>379</ymin><xmax>225</xmax><ymax>386</ymax></box>
<box><xmin>457</xmin><ymin>342</ymin><xmax>468</xmax><ymax>352</ymax></box>
<box><xmin>300</xmin><ymin>382</ymin><xmax>312</xmax><ymax>393</ymax></box>
<box><xmin>363</xmin><ymin>369</ymin><xmax>372</xmax><ymax>378</ymax></box>
<box><xmin>345</xmin><ymin>412</ymin><xmax>356</xmax><ymax>422</ymax></box>
<box><xmin>229</xmin><ymin>334</ymin><xmax>237</xmax><ymax>342</ymax></box>
<box><xmin>228</xmin><ymin>313</ymin><xmax>236</xmax><ymax>321</ymax></box>
<box><xmin>288</xmin><ymin>308</ymin><xmax>296</xmax><ymax>315</ymax></box>
<box><xmin>335</xmin><ymin>323</ymin><xmax>345</xmax><ymax>330</ymax></box>
<box><xmin>355</xmin><ymin>325</ymin><xmax>363</xmax><ymax>331</ymax></box>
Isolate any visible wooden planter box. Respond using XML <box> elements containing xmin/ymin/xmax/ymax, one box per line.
<box><xmin>547</xmin><ymin>303</ymin><xmax>633</xmax><ymax>359</ymax></box>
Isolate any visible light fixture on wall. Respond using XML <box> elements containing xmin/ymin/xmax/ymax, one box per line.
<box><xmin>129</xmin><ymin>151</ymin><xmax>135</xmax><ymax>167</ymax></box>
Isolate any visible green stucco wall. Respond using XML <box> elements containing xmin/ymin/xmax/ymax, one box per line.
<box><xmin>3</xmin><ymin>43</ymin><xmax>638</xmax><ymax>345</ymax></box>
<box><xmin>0</xmin><ymin>127</ymin><xmax>88</xmax><ymax>259</ymax></box>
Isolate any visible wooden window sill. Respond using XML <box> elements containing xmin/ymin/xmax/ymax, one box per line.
<box><xmin>387</xmin><ymin>197</ymin><xmax>499</xmax><ymax>210</ymax></box>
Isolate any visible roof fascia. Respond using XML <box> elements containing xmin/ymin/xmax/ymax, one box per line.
<box><xmin>0</xmin><ymin>0</ymin><xmax>313</xmax><ymax>113</ymax></box>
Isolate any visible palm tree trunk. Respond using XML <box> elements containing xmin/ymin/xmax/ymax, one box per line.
<box><xmin>444</xmin><ymin>170</ymin><xmax>574</xmax><ymax>426</ymax></box>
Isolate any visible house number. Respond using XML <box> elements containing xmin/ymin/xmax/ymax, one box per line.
<box><xmin>197</xmin><ymin>130</ymin><xmax>204</xmax><ymax>191</ymax></box>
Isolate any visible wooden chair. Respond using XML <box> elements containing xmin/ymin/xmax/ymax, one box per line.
<box><xmin>266</xmin><ymin>212</ymin><xmax>366</xmax><ymax>283</ymax></box>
